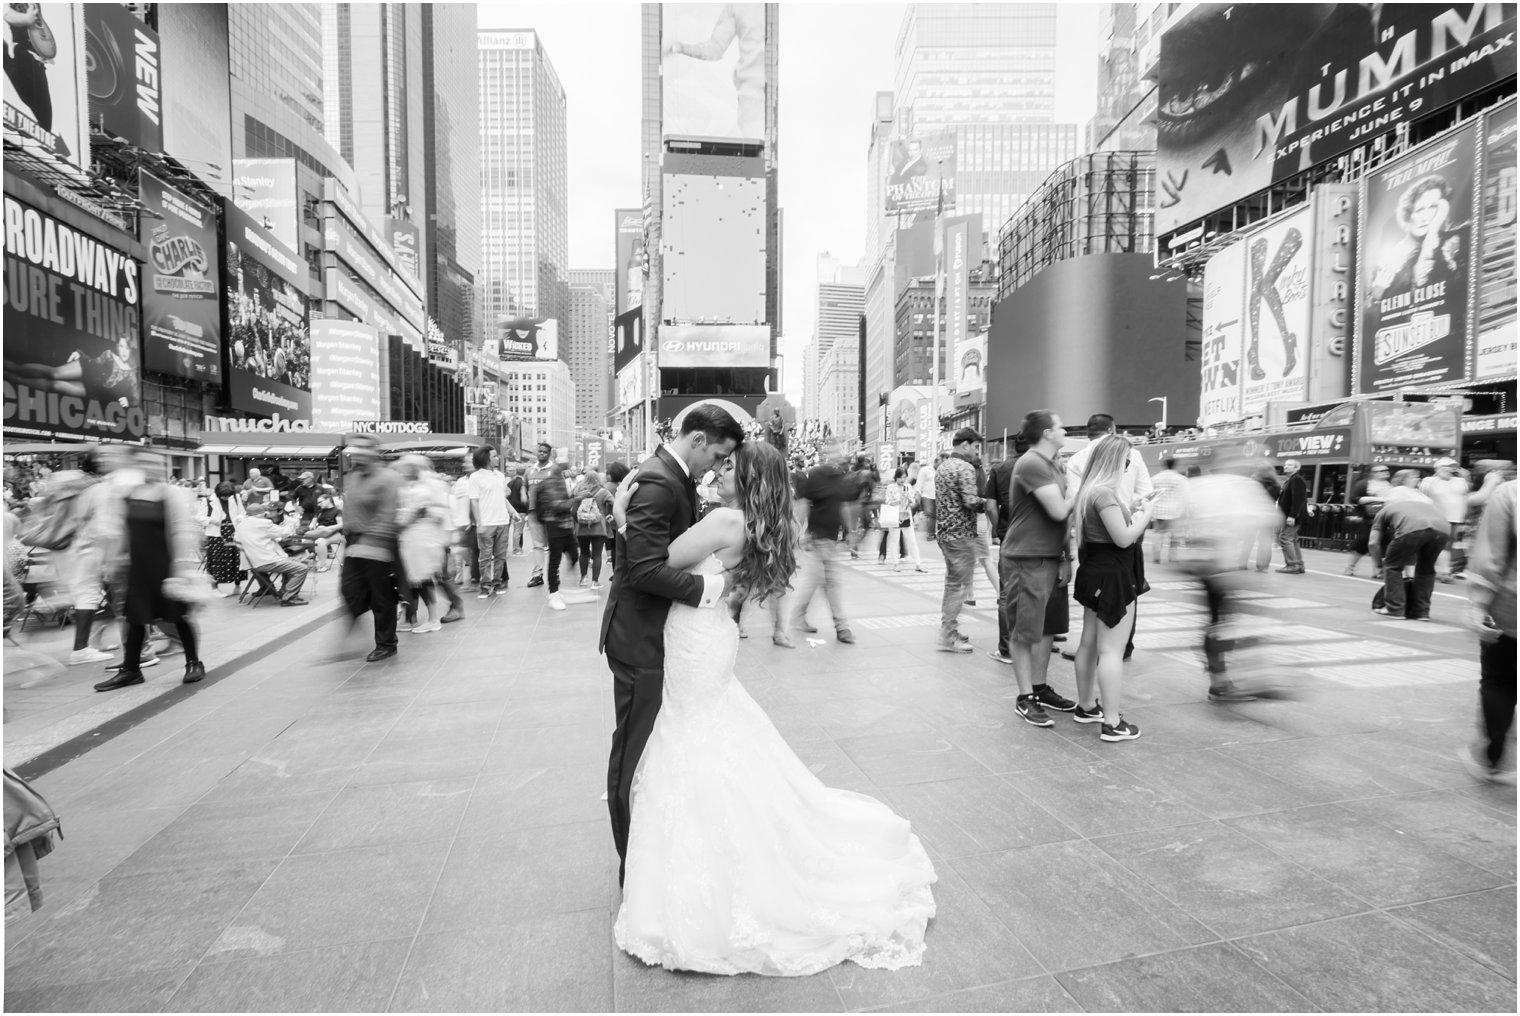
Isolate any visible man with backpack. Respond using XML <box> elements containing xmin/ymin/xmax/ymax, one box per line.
<box><xmin>24</xmin><ymin>450</ymin><xmax>117</xmax><ymax>666</ymax></box>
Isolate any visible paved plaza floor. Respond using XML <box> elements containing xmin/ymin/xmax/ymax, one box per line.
<box><xmin>3</xmin><ymin>542</ymin><xmax>1515</xmax><ymax>1012</ymax></box>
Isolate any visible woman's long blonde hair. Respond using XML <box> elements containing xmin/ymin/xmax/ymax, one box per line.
<box><xmin>1075</xmin><ymin>435</ymin><xmax>1133</xmax><ymax>530</ymax></box>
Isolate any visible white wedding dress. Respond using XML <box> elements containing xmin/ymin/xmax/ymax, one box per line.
<box><xmin>614</xmin><ymin>555</ymin><xmax>937</xmax><ymax>976</ymax></box>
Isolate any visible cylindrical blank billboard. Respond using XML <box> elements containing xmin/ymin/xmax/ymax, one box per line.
<box><xmin>309</xmin><ymin>319</ymin><xmax>381</xmax><ymax>431</ymax></box>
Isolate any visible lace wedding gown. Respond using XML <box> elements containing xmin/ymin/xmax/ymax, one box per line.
<box><xmin>614</xmin><ymin>555</ymin><xmax>937</xmax><ymax>976</ymax></box>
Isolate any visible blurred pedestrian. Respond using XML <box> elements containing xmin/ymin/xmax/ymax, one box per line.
<box><xmin>1421</xmin><ymin>457</ymin><xmax>1471</xmax><ymax>581</ymax></box>
<box><xmin>917</xmin><ymin>455</ymin><xmax>939</xmax><ymax>542</ymax></box>
<box><xmin>525</xmin><ymin>443</ymin><xmax>555</xmax><ymax>587</ymax></box>
<box><xmin>881</xmin><ymin>467</ymin><xmax>924</xmax><ymax>572</ymax></box>
<box><xmin>934</xmin><ymin>428</ymin><xmax>987</xmax><ymax>653</ymax></box>
<box><xmin>537</xmin><ymin>460</ymin><xmax>579</xmax><ymax>610</ymax></box>
<box><xmin>1241</xmin><ymin>462</ymin><xmax>1282</xmax><ymax>571</ymax></box>
<box><xmin>1070</xmin><ymin>436</ymin><xmax>1153</xmax><ymax>741</ymax></box>
<box><xmin>789</xmin><ymin>438</ymin><xmax>854</xmax><ymax>643</ymax></box>
<box><xmin>1461</xmin><ymin>477</ymin><xmax>1516</xmax><ymax>783</ymax></box>
<box><xmin>339</xmin><ymin>434</ymin><xmax>403</xmax><ymax>662</ymax></box>
<box><xmin>1148</xmin><ymin>457</ymin><xmax>1189</xmax><ymax>564</ymax></box>
<box><xmin>1345</xmin><ymin>464</ymin><xmax>1391</xmax><ymax>576</ymax></box>
<box><xmin>449</xmin><ymin>459</ymin><xmax>479</xmax><ymax>590</ymax></box>
<box><xmin>395</xmin><ymin>455</ymin><xmax>454</xmax><ymax>632</ymax></box>
<box><xmin>1370</xmin><ymin>480</ymin><xmax>1449</xmax><ymax>621</ymax></box>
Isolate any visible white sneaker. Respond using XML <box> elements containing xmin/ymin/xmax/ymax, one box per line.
<box><xmin>548</xmin><ymin>592</ymin><xmax>566</xmax><ymax>611</ymax></box>
<box><xmin>69</xmin><ymin>647</ymin><xmax>113</xmax><ymax>666</ymax></box>
<box><xmin>590</xmin><ymin>582</ymin><xmax>603</xmax><ymax>591</ymax></box>
<box><xmin>410</xmin><ymin>620</ymin><xmax>443</xmax><ymax>634</ymax></box>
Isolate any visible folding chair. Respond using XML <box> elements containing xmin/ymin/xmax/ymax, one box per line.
<box><xmin>244</xmin><ymin>568</ymin><xmax>282</xmax><ymax>608</ymax></box>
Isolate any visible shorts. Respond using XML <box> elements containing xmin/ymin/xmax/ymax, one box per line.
<box><xmin>1005</xmin><ymin>556</ymin><xmax>1060</xmax><ymax>645</ymax></box>
<box><xmin>974</xmin><ymin>516</ymin><xmax>991</xmax><ymax>561</ymax></box>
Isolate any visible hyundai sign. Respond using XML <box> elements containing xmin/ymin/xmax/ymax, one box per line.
<box><xmin>658</xmin><ymin>324</ymin><xmax>770</xmax><ymax>368</ymax></box>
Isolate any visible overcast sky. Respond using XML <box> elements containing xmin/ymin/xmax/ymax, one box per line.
<box><xmin>479</xmin><ymin>3</ymin><xmax>1103</xmax><ymax>400</ymax></box>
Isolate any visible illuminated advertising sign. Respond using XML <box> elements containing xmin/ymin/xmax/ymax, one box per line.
<box><xmin>224</xmin><ymin>204</ymin><xmax>312</xmax><ymax>420</ymax></box>
<box><xmin>614</xmin><ymin>207</ymin><xmax>644</xmax><ymax>316</ymax></box>
<box><xmin>1306</xmin><ymin>184</ymin><xmax>1357</xmax><ymax>403</ymax></box>
<box><xmin>3</xmin><ymin>3</ymin><xmax>86</xmax><ymax>167</ymax></box>
<box><xmin>659</xmin><ymin>325</ymin><xmax>770</xmax><ymax>368</ymax></box>
<box><xmin>387</xmin><ymin>217</ymin><xmax>421</xmax><ymax>283</ymax></box>
<box><xmin>498</xmin><ymin>317</ymin><xmax>560</xmax><ymax>361</ymax></box>
<box><xmin>954</xmin><ymin>331</ymin><xmax>987</xmax><ymax>404</ymax></box>
<box><xmin>139</xmin><ymin>172</ymin><xmax>221</xmax><ymax>381</ymax></box>
<box><xmin>617</xmin><ymin>353</ymin><xmax>647</xmax><ymax>409</ymax></box>
<box><xmin>886</xmin><ymin>131</ymin><xmax>956</xmax><ymax>216</ymax></box>
<box><xmin>613</xmin><ymin>306</ymin><xmax>644</xmax><ymax>376</ymax></box>
<box><xmin>1157</xmin><ymin>4</ymin><xmax>1517</xmax><ymax>234</ymax></box>
<box><xmin>1356</xmin><ymin>124</ymin><xmax>1480</xmax><ymax>394</ymax></box>
<box><xmin>1240</xmin><ymin>207</ymin><xmax>1312</xmax><ymax>417</ymax></box>
<box><xmin>308</xmin><ymin>319</ymin><xmax>380</xmax><ymax>432</ymax></box>
<box><xmin>1199</xmin><ymin>241</ymin><xmax>1245</xmax><ymax>426</ymax></box>
<box><xmin>84</xmin><ymin>2</ymin><xmax>161</xmax><ymax>151</ymax></box>
<box><xmin>1475</xmin><ymin>101</ymin><xmax>1517</xmax><ymax>379</ymax></box>
<box><xmin>661</xmin><ymin>172</ymin><xmax>767</xmax><ymax>325</ymax></box>
<box><xmin>661</xmin><ymin>3</ymin><xmax>765</xmax><ymax>143</ymax></box>
<box><xmin>234</xmin><ymin>158</ymin><xmax>300</xmax><ymax>253</ymax></box>
<box><xmin>3</xmin><ymin>195</ymin><xmax>143</xmax><ymax>439</ymax></box>
<box><xmin>944</xmin><ymin>218</ymin><xmax>969</xmax><ymax>362</ymax></box>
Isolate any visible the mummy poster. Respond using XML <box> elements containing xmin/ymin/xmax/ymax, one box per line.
<box><xmin>1357</xmin><ymin>124</ymin><xmax>1479</xmax><ymax>394</ymax></box>
<box><xmin>1240</xmin><ymin>208</ymin><xmax>1312</xmax><ymax>418</ymax></box>
<box><xmin>1158</xmin><ymin>4</ymin><xmax>1517</xmax><ymax>234</ymax></box>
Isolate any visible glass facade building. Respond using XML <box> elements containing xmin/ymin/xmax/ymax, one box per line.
<box><xmin>424</xmin><ymin>4</ymin><xmax>481</xmax><ymax>349</ymax></box>
<box><xmin>479</xmin><ymin>30</ymin><xmax>569</xmax><ymax>345</ymax></box>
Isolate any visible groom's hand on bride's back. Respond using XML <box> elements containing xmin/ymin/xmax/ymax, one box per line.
<box><xmin>613</xmin><ymin>468</ymin><xmax>640</xmax><ymax>532</ymax></box>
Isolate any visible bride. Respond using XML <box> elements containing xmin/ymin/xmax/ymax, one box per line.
<box><xmin>611</xmin><ymin>440</ymin><xmax>937</xmax><ymax>976</ymax></box>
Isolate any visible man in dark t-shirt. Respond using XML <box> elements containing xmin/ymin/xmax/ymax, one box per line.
<box><xmin>788</xmin><ymin>439</ymin><xmax>854</xmax><ymax>644</ymax></box>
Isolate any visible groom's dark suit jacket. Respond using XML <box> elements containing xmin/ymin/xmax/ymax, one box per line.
<box><xmin>598</xmin><ymin>445</ymin><xmax>705</xmax><ymax>668</ymax></box>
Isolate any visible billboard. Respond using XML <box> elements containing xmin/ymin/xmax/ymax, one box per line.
<box><xmin>1240</xmin><ymin>207</ymin><xmax>1312</xmax><ymax>417</ymax></box>
<box><xmin>139</xmin><ymin>172</ymin><xmax>221</xmax><ymax>381</ymax></box>
<box><xmin>658</xmin><ymin>324</ymin><xmax>770</xmax><ymax>368</ymax></box>
<box><xmin>83</xmin><ymin>2</ymin><xmax>160</xmax><ymax>151</ymax></box>
<box><xmin>613</xmin><ymin>305</ymin><xmax>644</xmax><ymax>376</ymax></box>
<box><xmin>3</xmin><ymin>3</ymin><xmax>86</xmax><ymax>166</ymax></box>
<box><xmin>224</xmin><ymin>205</ymin><xmax>312</xmax><ymax>420</ymax></box>
<box><xmin>308</xmin><ymin>319</ymin><xmax>381</xmax><ymax>432</ymax></box>
<box><xmin>944</xmin><ymin>218</ymin><xmax>969</xmax><ymax>358</ymax></box>
<box><xmin>953</xmin><ymin>331</ymin><xmax>987</xmax><ymax>403</ymax></box>
<box><xmin>498</xmin><ymin>317</ymin><xmax>559</xmax><ymax>361</ymax></box>
<box><xmin>1475</xmin><ymin>102</ymin><xmax>1517</xmax><ymax>379</ymax></box>
<box><xmin>1305</xmin><ymin>185</ymin><xmax>1357</xmax><ymax>404</ymax></box>
<box><xmin>1199</xmin><ymin>241</ymin><xmax>1245</xmax><ymax>426</ymax></box>
<box><xmin>661</xmin><ymin>3</ymin><xmax>765</xmax><ymax>143</ymax></box>
<box><xmin>234</xmin><ymin>158</ymin><xmax>301</xmax><ymax>254</ymax></box>
<box><xmin>662</xmin><ymin>172</ymin><xmax>767</xmax><ymax>324</ymax></box>
<box><xmin>1157</xmin><ymin>4</ymin><xmax>1518</xmax><ymax>233</ymax></box>
<box><xmin>157</xmin><ymin>3</ymin><xmax>232</xmax><ymax>198</ymax></box>
<box><xmin>1357</xmin><ymin>124</ymin><xmax>1479</xmax><ymax>394</ymax></box>
<box><xmin>3</xmin><ymin>195</ymin><xmax>144</xmax><ymax>439</ymax></box>
<box><xmin>387</xmin><ymin>218</ymin><xmax>421</xmax><ymax>283</ymax></box>
<box><xmin>614</xmin><ymin>207</ymin><xmax>644</xmax><ymax>316</ymax></box>
<box><xmin>886</xmin><ymin>131</ymin><xmax>956</xmax><ymax>216</ymax></box>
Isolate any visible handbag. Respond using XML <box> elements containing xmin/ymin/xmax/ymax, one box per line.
<box><xmin>878</xmin><ymin>504</ymin><xmax>901</xmax><ymax>529</ymax></box>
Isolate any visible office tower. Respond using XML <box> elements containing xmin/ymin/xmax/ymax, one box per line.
<box><xmin>568</xmin><ymin>282</ymin><xmax>612</xmax><ymax>432</ymax></box>
<box><xmin>892</xmin><ymin>271</ymin><xmax>996</xmax><ymax>388</ymax></box>
<box><xmin>423</xmin><ymin>4</ymin><xmax>481</xmax><ymax>348</ymax></box>
<box><xmin>479</xmin><ymin>30</ymin><xmax>569</xmax><ymax>349</ymax></box>
<box><xmin>1088</xmin><ymin>4</ymin><xmax>1160</xmax><ymax>152</ymax></box>
<box><xmin>804</xmin><ymin>255</ymin><xmax>865</xmax><ymax>430</ymax></box>
<box><xmin>568</xmin><ymin>269</ymin><xmax>616</xmax><ymax>310</ymax></box>
<box><xmin>503</xmin><ymin>360</ymin><xmax>576</xmax><ymax>454</ymax></box>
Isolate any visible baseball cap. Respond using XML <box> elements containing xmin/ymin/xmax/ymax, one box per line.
<box><xmin>244</xmin><ymin>501</ymin><xmax>271</xmax><ymax>517</ymax></box>
<box><xmin>1435</xmin><ymin>457</ymin><xmax>1457</xmax><ymax>468</ymax></box>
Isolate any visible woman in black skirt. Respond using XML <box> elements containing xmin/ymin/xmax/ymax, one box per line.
<box><xmin>1071</xmin><ymin>435</ymin><xmax>1154</xmax><ymax>743</ymax></box>
<box><xmin>203</xmin><ymin>481</ymin><xmax>245</xmax><ymax>593</ymax></box>
<box><xmin>95</xmin><ymin>453</ymin><xmax>208</xmax><ymax>691</ymax></box>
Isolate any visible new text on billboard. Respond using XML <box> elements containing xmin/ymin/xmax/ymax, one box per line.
<box><xmin>84</xmin><ymin>3</ymin><xmax>161</xmax><ymax>151</ymax></box>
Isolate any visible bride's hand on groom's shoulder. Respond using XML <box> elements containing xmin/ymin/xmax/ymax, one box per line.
<box><xmin>612</xmin><ymin>468</ymin><xmax>641</xmax><ymax>531</ymax></box>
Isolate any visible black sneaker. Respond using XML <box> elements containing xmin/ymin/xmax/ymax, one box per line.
<box><xmin>1073</xmin><ymin>701</ymin><xmax>1104</xmax><ymax>724</ymax></box>
<box><xmin>1033</xmin><ymin>683</ymin><xmax>1076</xmax><ymax>712</ymax></box>
<box><xmin>1100</xmin><ymin>716</ymin><xmax>1141</xmax><ymax>742</ymax></box>
<box><xmin>526</xmin><ymin>576</ymin><xmax>544</xmax><ymax>588</ymax></box>
<box><xmin>1015</xmin><ymin>694</ymin><xmax>1053</xmax><ymax>727</ymax></box>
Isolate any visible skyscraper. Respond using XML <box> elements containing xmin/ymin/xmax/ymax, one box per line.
<box><xmin>804</xmin><ymin>256</ymin><xmax>865</xmax><ymax>432</ymax></box>
<box><xmin>568</xmin><ymin>281</ymin><xmax>612</xmax><ymax>431</ymax></box>
<box><xmin>423</xmin><ymin>5</ymin><xmax>481</xmax><ymax>348</ymax></box>
<box><xmin>479</xmin><ymin>30</ymin><xmax>569</xmax><ymax>346</ymax></box>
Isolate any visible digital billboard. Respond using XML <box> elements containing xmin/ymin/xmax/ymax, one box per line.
<box><xmin>659</xmin><ymin>325</ymin><xmax>769</xmax><ymax>368</ymax></box>
<box><xmin>3</xmin><ymin>195</ymin><xmax>144</xmax><ymax>439</ymax></box>
<box><xmin>661</xmin><ymin>3</ymin><xmax>765</xmax><ymax>143</ymax></box>
<box><xmin>498</xmin><ymin>317</ymin><xmax>559</xmax><ymax>361</ymax></box>
<box><xmin>309</xmin><ymin>319</ymin><xmax>381</xmax><ymax>432</ymax></box>
<box><xmin>224</xmin><ymin>204</ymin><xmax>312</xmax><ymax>420</ymax></box>
<box><xmin>387</xmin><ymin>217</ymin><xmax>421</xmax><ymax>283</ymax></box>
<box><xmin>1357</xmin><ymin>124</ymin><xmax>1479</xmax><ymax>394</ymax></box>
<box><xmin>1475</xmin><ymin>101</ymin><xmax>1517</xmax><ymax>380</ymax></box>
<box><xmin>943</xmin><ymin>218</ymin><xmax>969</xmax><ymax>358</ymax></box>
<box><xmin>234</xmin><ymin>158</ymin><xmax>301</xmax><ymax>254</ymax></box>
<box><xmin>614</xmin><ymin>207</ymin><xmax>644</xmax><ymax>316</ymax></box>
<box><xmin>1240</xmin><ymin>207</ymin><xmax>1312</xmax><ymax>417</ymax></box>
<box><xmin>886</xmin><ymin>131</ymin><xmax>956</xmax><ymax>216</ymax></box>
<box><xmin>613</xmin><ymin>306</ymin><xmax>644</xmax><ymax>376</ymax></box>
<box><xmin>1157</xmin><ymin>4</ymin><xmax>1517</xmax><ymax>233</ymax></box>
<box><xmin>3</xmin><ymin>3</ymin><xmax>86</xmax><ymax>167</ymax></box>
<box><xmin>83</xmin><ymin>2</ymin><xmax>160</xmax><ymax>151</ymax></box>
<box><xmin>1199</xmin><ymin>240</ymin><xmax>1245</xmax><ymax>426</ymax></box>
<box><xmin>661</xmin><ymin>172</ymin><xmax>767</xmax><ymax>324</ymax></box>
<box><xmin>157</xmin><ymin>3</ymin><xmax>232</xmax><ymax>197</ymax></box>
<box><xmin>139</xmin><ymin>172</ymin><xmax>221</xmax><ymax>381</ymax></box>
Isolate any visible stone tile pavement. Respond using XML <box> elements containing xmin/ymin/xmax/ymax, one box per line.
<box><xmin>2</xmin><ymin>539</ymin><xmax>1514</xmax><ymax>1011</ymax></box>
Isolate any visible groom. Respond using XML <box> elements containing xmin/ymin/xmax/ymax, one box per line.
<box><xmin>601</xmin><ymin>404</ymin><xmax>746</xmax><ymax>884</ymax></box>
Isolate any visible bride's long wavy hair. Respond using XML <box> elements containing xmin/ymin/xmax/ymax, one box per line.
<box><xmin>729</xmin><ymin>441</ymin><xmax>798</xmax><ymax>603</ymax></box>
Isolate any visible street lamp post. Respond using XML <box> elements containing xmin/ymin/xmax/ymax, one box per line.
<box><xmin>1149</xmin><ymin>396</ymin><xmax>1168</xmax><ymax>431</ymax></box>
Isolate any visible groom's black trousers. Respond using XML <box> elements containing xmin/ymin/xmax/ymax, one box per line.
<box><xmin>607</xmin><ymin>651</ymin><xmax>664</xmax><ymax>885</ymax></box>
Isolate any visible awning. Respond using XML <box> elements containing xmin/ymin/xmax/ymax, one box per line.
<box><xmin>198</xmin><ymin>441</ymin><xmax>341</xmax><ymax>458</ymax></box>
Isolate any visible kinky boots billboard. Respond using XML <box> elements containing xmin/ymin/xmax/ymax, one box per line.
<box><xmin>3</xmin><ymin>194</ymin><xmax>146</xmax><ymax>439</ymax></box>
